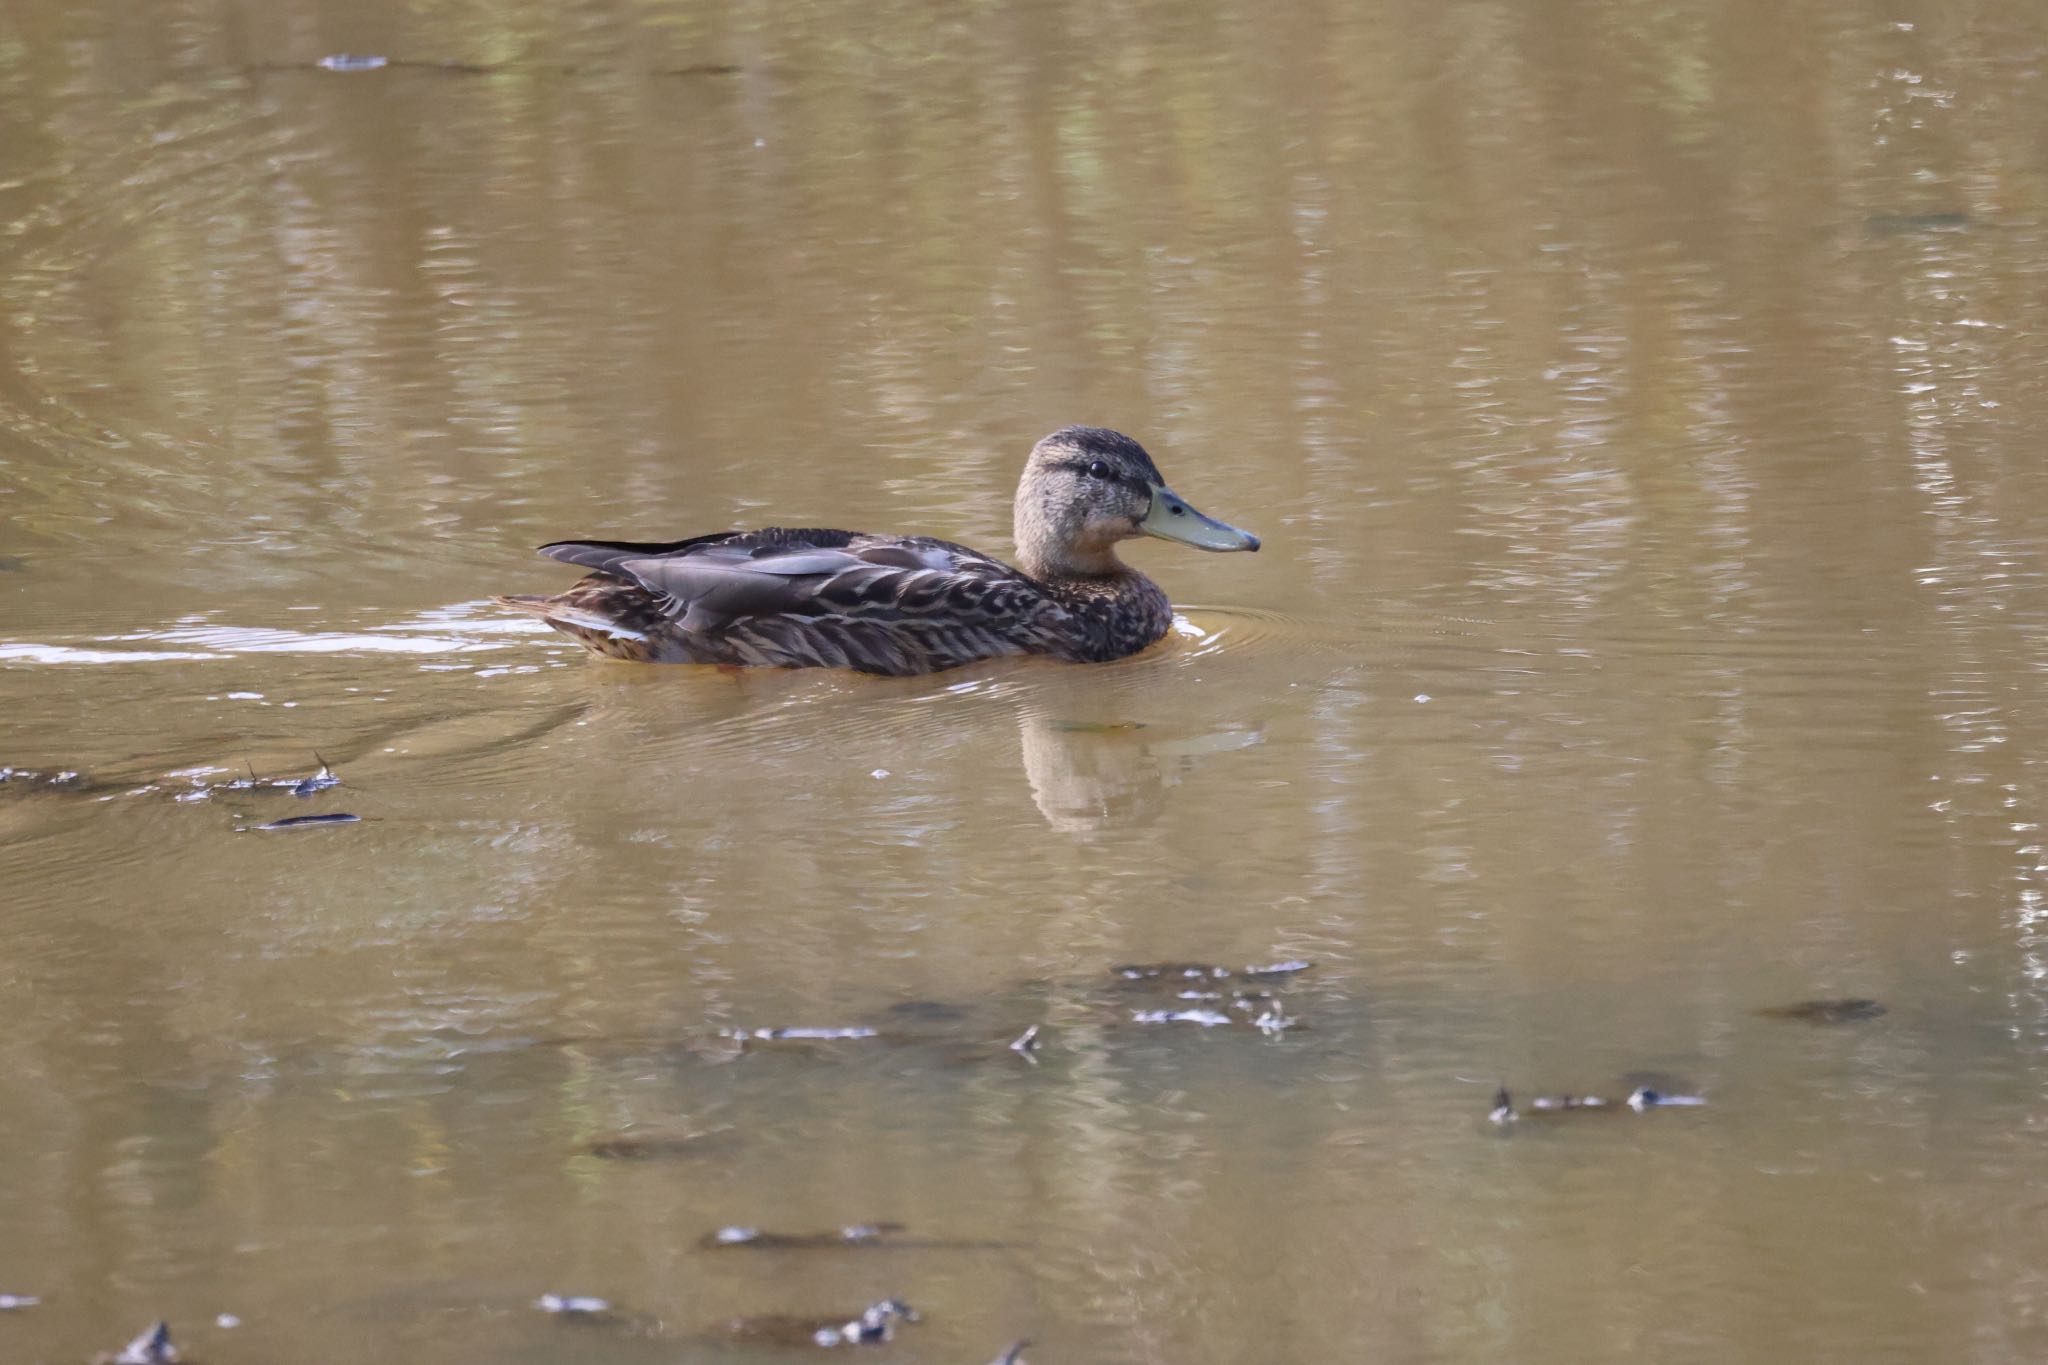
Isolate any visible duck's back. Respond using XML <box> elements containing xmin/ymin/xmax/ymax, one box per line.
<box><xmin>504</xmin><ymin>527</ymin><xmax>1139</xmax><ymax>675</ymax></box>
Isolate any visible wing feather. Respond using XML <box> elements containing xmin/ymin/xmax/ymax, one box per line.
<box><xmin>539</xmin><ymin>528</ymin><xmax>1065</xmax><ymax>654</ymax></box>
<box><xmin>532</xmin><ymin>527</ymin><xmax>1073</xmax><ymax>667</ymax></box>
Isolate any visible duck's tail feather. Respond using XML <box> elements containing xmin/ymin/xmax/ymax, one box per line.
<box><xmin>491</xmin><ymin>594</ymin><xmax>650</xmax><ymax>641</ymax></box>
<box><xmin>539</xmin><ymin>533</ymin><xmax>730</xmax><ymax>575</ymax></box>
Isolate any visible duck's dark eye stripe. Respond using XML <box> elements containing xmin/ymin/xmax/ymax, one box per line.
<box><xmin>1051</xmin><ymin>458</ymin><xmax>1145</xmax><ymax>491</ymax></box>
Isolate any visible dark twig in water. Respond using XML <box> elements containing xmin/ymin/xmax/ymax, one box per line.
<box><xmin>1009</xmin><ymin>1024</ymin><xmax>1042</xmax><ymax>1060</ymax></box>
<box><xmin>101</xmin><ymin>1322</ymin><xmax>179</xmax><ymax>1365</ymax></box>
<box><xmin>585</xmin><ymin>1130</ymin><xmax>726</xmax><ymax>1160</ymax></box>
<box><xmin>254</xmin><ymin>812</ymin><xmax>361</xmax><ymax>830</ymax></box>
<box><xmin>1489</xmin><ymin>1085</ymin><xmax>1516</xmax><ymax>1125</ymax></box>
<box><xmin>291</xmin><ymin>752</ymin><xmax>340</xmax><ymax>797</ymax></box>
<box><xmin>991</xmin><ymin>1339</ymin><xmax>1033</xmax><ymax>1365</ymax></box>
<box><xmin>1754</xmin><ymin>998</ymin><xmax>1886</xmax><ymax>1024</ymax></box>
<box><xmin>1864</xmin><ymin>210</ymin><xmax>1973</xmax><ymax>235</ymax></box>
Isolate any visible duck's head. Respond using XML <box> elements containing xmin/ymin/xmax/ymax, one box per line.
<box><xmin>1012</xmin><ymin>426</ymin><xmax>1260</xmax><ymax>580</ymax></box>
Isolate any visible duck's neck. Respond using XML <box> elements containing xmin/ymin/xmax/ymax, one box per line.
<box><xmin>1016</xmin><ymin>540</ymin><xmax>1129</xmax><ymax>582</ymax></box>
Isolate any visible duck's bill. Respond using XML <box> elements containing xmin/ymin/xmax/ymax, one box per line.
<box><xmin>1140</xmin><ymin>483</ymin><xmax>1261</xmax><ymax>552</ymax></box>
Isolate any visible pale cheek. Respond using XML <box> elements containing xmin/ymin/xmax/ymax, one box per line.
<box><xmin>1084</xmin><ymin>513</ymin><xmax>1132</xmax><ymax>543</ymax></box>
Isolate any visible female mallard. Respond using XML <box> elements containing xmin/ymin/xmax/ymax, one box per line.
<box><xmin>496</xmin><ymin>426</ymin><xmax>1258</xmax><ymax>676</ymax></box>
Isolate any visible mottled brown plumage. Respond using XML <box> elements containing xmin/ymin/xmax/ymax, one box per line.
<box><xmin>496</xmin><ymin>427</ymin><xmax>1258</xmax><ymax>676</ymax></box>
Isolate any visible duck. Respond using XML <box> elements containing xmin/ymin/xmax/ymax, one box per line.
<box><xmin>496</xmin><ymin>426</ymin><xmax>1260</xmax><ymax>676</ymax></box>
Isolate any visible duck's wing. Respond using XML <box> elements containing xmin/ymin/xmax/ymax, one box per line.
<box><xmin>538</xmin><ymin>530</ymin><xmax>1057</xmax><ymax>639</ymax></box>
<box><xmin>537</xmin><ymin>526</ymin><xmax>848</xmax><ymax>574</ymax></box>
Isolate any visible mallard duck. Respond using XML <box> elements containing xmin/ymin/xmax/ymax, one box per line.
<box><xmin>496</xmin><ymin>426</ymin><xmax>1259</xmax><ymax>675</ymax></box>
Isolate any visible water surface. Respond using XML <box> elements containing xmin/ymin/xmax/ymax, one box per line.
<box><xmin>5</xmin><ymin>1</ymin><xmax>2048</xmax><ymax>1360</ymax></box>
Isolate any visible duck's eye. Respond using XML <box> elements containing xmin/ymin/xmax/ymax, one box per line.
<box><xmin>1086</xmin><ymin>460</ymin><xmax>1111</xmax><ymax>480</ymax></box>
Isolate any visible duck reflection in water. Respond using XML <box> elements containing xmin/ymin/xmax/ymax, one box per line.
<box><xmin>1018</xmin><ymin>707</ymin><xmax>1262</xmax><ymax>831</ymax></box>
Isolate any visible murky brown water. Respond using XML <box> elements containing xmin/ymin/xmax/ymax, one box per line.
<box><xmin>5</xmin><ymin>0</ymin><xmax>2048</xmax><ymax>1360</ymax></box>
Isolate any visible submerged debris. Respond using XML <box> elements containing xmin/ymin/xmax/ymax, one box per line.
<box><xmin>721</xmin><ymin>1298</ymin><xmax>919</xmax><ymax>1349</ymax></box>
<box><xmin>3</xmin><ymin>758</ymin><xmax>340</xmax><ymax>806</ymax></box>
<box><xmin>1132</xmin><ymin>1008</ymin><xmax>1234</xmax><ymax>1027</ymax></box>
<box><xmin>1491</xmin><ymin>1084</ymin><xmax>1704</xmax><ymax>1124</ymax></box>
<box><xmin>1131</xmin><ymin>987</ymin><xmax>1297</xmax><ymax>1035</ymax></box>
<box><xmin>886</xmin><ymin>999</ymin><xmax>970</xmax><ymax>1022</ymax></box>
<box><xmin>1008</xmin><ymin>1024</ymin><xmax>1042</xmax><ymax>1058</ymax></box>
<box><xmin>1248</xmin><ymin>1000</ymin><xmax>1296</xmax><ymax>1036</ymax></box>
<box><xmin>0</xmin><ymin>766</ymin><xmax>87</xmax><ymax>791</ymax></box>
<box><xmin>585</xmin><ymin>1132</ymin><xmax>722</xmax><ymax>1160</ymax></box>
<box><xmin>727</xmin><ymin>1026</ymin><xmax>880</xmax><ymax>1043</ymax></box>
<box><xmin>1112</xmin><ymin>958</ymin><xmax>1313</xmax><ymax>1032</ymax></box>
<box><xmin>709</xmin><ymin>1226</ymin><xmax>764</xmax><ymax>1246</ymax></box>
<box><xmin>1865</xmin><ymin>210</ymin><xmax>1973</xmax><ymax>235</ymax></box>
<box><xmin>1114</xmin><ymin>963</ymin><xmax>1223</xmax><ymax>981</ymax></box>
<box><xmin>1125</xmin><ymin>962</ymin><xmax>1242</xmax><ymax>981</ymax></box>
<box><xmin>284</xmin><ymin>54</ymin><xmax>740</xmax><ymax>76</ymax></box>
<box><xmin>990</xmin><ymin>1340</ymin><xmax>1032</xmax><ymax>1365</ymax></box>
<box><xmin>0</xmin><ymin>1293</ymin><xmax>38</xmax><ymax>1310</ymax></box>
<box><xmin>160</xmin><ymin>757</ymin><xmax>345</xmax><ymax>804</ymax></box>
<box><xmin>1755</xmin><ymin>998</ymin><xmax>1886</xmax><ymax>1024</ymax></box>
<box><xmin>814</xmin><ymin>1299</ymin><xmax>918</xmax><ymax>1348</ymax></box>
<box><xmin>254</xmin><ymin>812</ymin><xmax>360</xmax><ymax>830</ymax></box>
<box><xmin>1114</xmin><ymin>949</ymin><xmax>1318</xmax><ymax>1035</ymax></box>
<box><xmin>532</xmin><ymin>1294</ymin><xmax>665</xmax><ymax>1336</ymax></box>
<box><xmin>99</xmin><ymin>1322</ymin><xmax>180</xmax><ymax>1365</ymax></box>
<box><xmin>702</xmin><ymin>1224</ymin><xmax>1009</xmax><ymax>1253</ymax></box>
<box><xmin>1112</xmin><ymin>959</ymin><xmax>1312</xmax><ymax>982</ymax></box>
<box><xmin>703</xmin><ymin>1223</ymin><xmax>906</xmax><ymax>1251</ymax></box>
<box><xmin>291</xmin><ymin>754</ymin><xmax>340</xmax><ymax>796</ymax></box>
<box><xmin>1625</xmin><ymin>1087</ymin><xmax>1705</xmax><ymax>1111</ymax></box>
